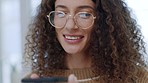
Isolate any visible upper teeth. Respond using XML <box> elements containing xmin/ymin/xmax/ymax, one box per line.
<box><xmin>65</xmin><ymin>36</ymin><xmax>80</xmax><ymax>40</ymax></box>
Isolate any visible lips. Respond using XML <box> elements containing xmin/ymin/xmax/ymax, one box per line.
<box><xmin>63</xmin><ymin>34</ymin><xmax>84</xmax><ymax>44</ymax></box>
<box><xmin>64</xmin><ymin>34</ymin><xmax>84</xmax><ymax>39</ymax></box>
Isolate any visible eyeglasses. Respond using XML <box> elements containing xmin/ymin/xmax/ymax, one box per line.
<box><xmin>47</xmin><ymin>11</ymin><xmax>96</xmax><ymax>29</ymax></box>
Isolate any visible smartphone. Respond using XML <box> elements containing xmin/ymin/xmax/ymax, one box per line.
<box><xmin>21</xmin><ymin>77</ymin><xmax>68</xmax><ymax>83</ymax></box>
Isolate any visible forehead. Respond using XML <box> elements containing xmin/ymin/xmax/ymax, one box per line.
<box><xmin>55</xmin><ymin>0</ymin><xmax>95</xmax><ymax>10</ymax></box>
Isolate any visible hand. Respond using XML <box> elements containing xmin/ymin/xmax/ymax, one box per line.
<box><xmin>68</xmin><ymin>74</ymin><xmax>78</xmax><ymax>83</ymax></box>
<box><xmin>30</xmin><ymin>73</ymin><xmax>78</xmax><ymax>83</ymax></box>
<box><xmin>30</xmin><ymin>73</ymin><xmax>39</xmax><ymax>79</ymax></box>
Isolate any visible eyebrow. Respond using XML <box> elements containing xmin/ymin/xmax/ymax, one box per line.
<box><xmin>55</xmin><ymin>5</ymin><xmax>95</xmax><ymax>10</ymax></box>
<box><xmin>77</xmin><ymin>5</ymin><xmax>95</xmax><ymax>10</ymax></box>
<box><xmin>55</xmin><ymin>5</ymin><xmax>67</xmax><ymax>9</ymax></box>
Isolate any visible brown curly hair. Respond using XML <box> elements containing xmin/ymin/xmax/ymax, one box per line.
<box><xmin>24</xmin><ymin>0</ymin><xmax>147</xmax><ymax>83</ymax></box>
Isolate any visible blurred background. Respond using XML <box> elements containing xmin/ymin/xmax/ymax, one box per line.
<box><xmin>0</xmin><ymin>0</ymin><xmax>147</xmax><ymax>83</ymax></box>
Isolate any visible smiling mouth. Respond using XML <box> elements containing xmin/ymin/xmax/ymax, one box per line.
<box><xmin>63</xmin><ymin>35</ymin><xmax>84</xmax><ymax>40</ymax></box>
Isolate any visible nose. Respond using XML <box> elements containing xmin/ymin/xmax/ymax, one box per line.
<box><xmin>64</xmin><ymin>15</ymin><xmax>78</xmax><ymax>30</ymax></box>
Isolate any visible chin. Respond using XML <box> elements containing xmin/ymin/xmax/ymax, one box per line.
<box><xmin>64</xmin><ymin>49</ymin><xmax>81</xmax><ymax>55</ymax></box>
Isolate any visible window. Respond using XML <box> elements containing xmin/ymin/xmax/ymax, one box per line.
<box><xmin>126</xmin><ymin>0</ymin><xmax>148</xmax><ymax>61</ymax></box>
<box><xmin>0</xmin><ymin>0</ymin><xmax>41</xmax><ymax>83</ymax></box>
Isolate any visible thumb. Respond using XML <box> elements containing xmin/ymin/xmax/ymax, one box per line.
<box><xmin>68</xmin><ymin>74</ymin><xmax>78</xmax><ymax>83</ymax></box>
<box><xmin>30</xmin><ymin>73</ymin><xmax>39</xmax><ymax>79</ymax></box>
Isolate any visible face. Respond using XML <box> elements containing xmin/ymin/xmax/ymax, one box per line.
<box><xmin>55</xmin><ymin>0</ymin><xmax>95</xmax><ymax>55</ymax></box>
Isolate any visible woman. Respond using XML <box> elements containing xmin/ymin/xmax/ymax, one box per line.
<box><xmin>24</xmin><ymin>0</ymin><xmax>148</xmax><ymax>83</ymax></box>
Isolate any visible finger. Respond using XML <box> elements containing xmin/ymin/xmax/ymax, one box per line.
<box><xmin>68</xmin><ymin>74</ymin><xmax>78</xmax><ymax>83</ymax></box>
<box><xmin>30</xmin><ymin>73</ymin><xmax>39</xmax><ymax>79</ymax></box>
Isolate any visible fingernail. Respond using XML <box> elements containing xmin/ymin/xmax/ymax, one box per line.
<box><xmin>30</xmin><ymin>73</ymin><xmax>39</xmax><ymax>79</ymax></box>
<box><xmin>69</xmin><ymin>74</ymin><xmax>78</xmax><ymax>82</ymax></box>
<box><xmin>69</xmin><ymin>74</ymin><xmax>75</xmax><ymax>80</ymax></box>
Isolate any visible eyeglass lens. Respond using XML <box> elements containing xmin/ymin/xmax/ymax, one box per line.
<box><xmin>48</xmin><ymin>11</ymin><xmax>95</xmax><ymax>29</ymax></box>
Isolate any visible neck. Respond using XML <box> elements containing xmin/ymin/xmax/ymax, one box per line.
<box><xmin>66</xmin><ymin>53</ymin><xmax>91</xmax><ymax>69</ymax></box>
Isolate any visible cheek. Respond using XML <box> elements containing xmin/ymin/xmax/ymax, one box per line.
<box><xmin>55</xmin><ymin>29</ymin><xmax>63</xmax><ymax>41</ymax></box>
<box><xmin>85</xmin><ymin>28</ymin><xmax>94</xmax><ymax>44</ymax></box>
<box><xmin>55</xmin><ymin>29</ymin><xmax>60</xmax><ymax>35</ymax></box>
<box><xmin>86</xmin><ymin>31</ymin><xmax>92</xmax><ymax>43</ymax></box>
<box><xmin>86</xmin><ymin>28</ymin><xmax>93</xmax><ymax>38</ymax></box>
<box><xmin>83</xmin><ymin>29</ymin><xmax>93</xmax><ymax>50</ymax></box>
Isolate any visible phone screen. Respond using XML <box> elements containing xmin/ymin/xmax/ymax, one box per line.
<box><xmin>21</xmin><ymin>77</ymin><xmax>68</xmax><ymax>83</ymax></box>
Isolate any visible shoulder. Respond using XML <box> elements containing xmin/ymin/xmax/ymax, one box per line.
<box><xmin>136</xmin><ymin>66</ymin><xmax>148</xmax><ymax>83</ymax></box>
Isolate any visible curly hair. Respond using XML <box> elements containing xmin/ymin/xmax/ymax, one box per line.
<box><xmin>24</xmin><ymin>0</ymin><xmax>147</xmax><ymax>83</ymax></box>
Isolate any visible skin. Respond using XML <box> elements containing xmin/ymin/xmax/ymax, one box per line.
<box><xmin>27</xmin><ymin>0</ymin><xmax>148</xmax><ymax>82</ymax></box>
<box><xmin>31</xmin><ymin>73</ymin><xmax>78</xmax><ymax>83</ymax></box>
<box><xmin>55</xmin><ymin>0</ymin><xmax>95</xmax><ymax>55</ymax></box>
<box><xmin>31</xmin><ymin>0</ymin><xmax>95</xmax><ymax>83</ymax></box>
<box><xmin>55</xmin><ymin>0</ymin><xmax>95</xmax><ymax>69</ymax></box>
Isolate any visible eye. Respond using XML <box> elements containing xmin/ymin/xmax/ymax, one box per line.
<box><xmin>78</xmin><ymin>12</ymin><xmax>91</xmax><ymax>19</ymax></box>
<box><xmin>55</xmin><ymin>11</ymin><xmax>65</xmax><ymax>18</ymax></box>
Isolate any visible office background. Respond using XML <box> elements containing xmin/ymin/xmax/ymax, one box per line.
<box><xmin>0</xmin><ymin>0</ymin><xmax>147</xmax><ymax>83</ymax></box>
